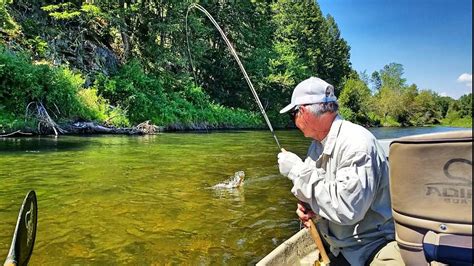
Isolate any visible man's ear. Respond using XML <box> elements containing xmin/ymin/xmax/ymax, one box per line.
<box><xmin>299</xmin><ymin>105</ymin><xmax>307</xmax><ymax>114</ymax></box>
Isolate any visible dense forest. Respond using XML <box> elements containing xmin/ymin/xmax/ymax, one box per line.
<box><xmin>0</xmin><ymin>1</ymin><xmax>471</xmax><ymax>134</ymax></box>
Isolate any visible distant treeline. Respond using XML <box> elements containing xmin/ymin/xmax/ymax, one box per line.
<box><xmin>340</xmin><ymin>63</ymin><xmax>471</xmax><ymax>127</ymax></box>
<box><xmin>0</xmin><ymin>1</ymin><xmax>471</xmax><ymax>133</ymax></box>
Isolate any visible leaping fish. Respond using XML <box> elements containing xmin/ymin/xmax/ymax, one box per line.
<box><xmin>212</xmin><ymin>171</ymin><xmax>245</xmax><ymax>189</ymax></box>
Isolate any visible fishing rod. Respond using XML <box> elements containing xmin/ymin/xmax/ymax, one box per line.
<box><xmin>185</xmin><ymin>3</ymin><xmax>282</xmax><ymax>150</ymax></box>
<box><xmin>185</xmin><ymin>6</ymin><xmax>331</xmax><ymax>264</ymax></box>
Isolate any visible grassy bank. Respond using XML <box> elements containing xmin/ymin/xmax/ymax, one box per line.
<box><xmin>0</xmin><ymin>47</ymin><xmax>264</xmax><ymax>134</ymax></box>
<box><xmin>441</xmin><ymin>117</ymin><xmax>472</xmax><ymax>128</ymax></box>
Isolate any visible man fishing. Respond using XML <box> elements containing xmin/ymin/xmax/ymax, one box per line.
<box><xmin>277</xmin><ymin>77</ymin><xmax>403</xmax><ymax>266</ymax></box>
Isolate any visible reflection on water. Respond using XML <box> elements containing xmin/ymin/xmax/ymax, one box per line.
<box><xmin>0</xmin><ymin>127</ymin><xmax>466</xmax><ymax>264</ymax></box>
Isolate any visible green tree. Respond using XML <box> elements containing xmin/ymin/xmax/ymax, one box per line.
<box><xmin>370</xmin><ymin>71</ymin><xmax>382</xmax><ymax>91</ymax></box>
<box><xmin>268</xmin><ymin>0</ymin><xmax>352</xmax><ymax>116</ymax></box>
<box><xmin>411</xmin><ymin>89</ymin><xmax>440</xmax><ymax>125</ymax></box>
<box><xmin>380</xmin><ymin>63</ymin><xmax>406</xmax><ymax>90</ymax></box>
<box><xmin>338</xmin><ymin>77</ymin><xmax>374</xmax><ymax>125</ymax></box>
<box><xmin>435</xmin><ymin>95</ymin><xmax>454</xmax><ymax>118</ymax></box>
<box><xmin>186</xmin><ymin>1</ymin><xmax>275</xmax><ymax>111</ymax></box>
<box><xmin>321</xmin><ymin>14</ymin><xmax>352</xmax><ymax>90</ymax></box>
<box><xmin>0</xmin><ymin>0</ymin><xmax>20</xmax><ymax>36</ymax></box>
<box><xmin>269</xmin><ymin>1</ymin><xmax>351</xmax><ymax>86</ymax></box>
<box><xmin>373</xmin><ymin>63</ymin><xmax>412</xmax><ymax>126</ymax></box>
<box><xmin>457</xmin><ymin>93</ymin><xmax>472</xmax><ymax>118</ymax></box>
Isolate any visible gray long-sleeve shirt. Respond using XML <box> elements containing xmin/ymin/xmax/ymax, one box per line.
<box><xmin>287</xmin><ymin>116</ymin><xmax>395</xmax><ymax>266</ymax></box>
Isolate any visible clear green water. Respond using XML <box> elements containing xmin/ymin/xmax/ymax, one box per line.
<box><xmin>0</xmin><ymin>126</ymin><xmax>466</xmax><ymax>265</ymax></box>
<box><xmin>0</xmin><ymin>130</ymin><xmax>311</xmax><ymax>265</ymax></box>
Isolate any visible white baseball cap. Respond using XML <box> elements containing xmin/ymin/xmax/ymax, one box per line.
<box><xmin>279</xmin><ymin>77</ymin><xmax>337</xmax><ymax>114</ymax></box>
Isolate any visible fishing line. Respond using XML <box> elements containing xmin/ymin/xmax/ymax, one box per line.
<box><xmin>185</xmin><ymin>3</ymin><xmax>282</xmax><ymax>150</ymax></box>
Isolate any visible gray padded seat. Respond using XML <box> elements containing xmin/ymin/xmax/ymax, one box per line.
<box><xmin>389</xmin><ymin>131</ymin><xmax>472</xmax><ymax>265</ymax></box>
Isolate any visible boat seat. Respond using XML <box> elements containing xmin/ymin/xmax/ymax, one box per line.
<box><xmin>389</xmin><ymin>130</ymin><xmax>472</xmax><ymax>265</ymax></box>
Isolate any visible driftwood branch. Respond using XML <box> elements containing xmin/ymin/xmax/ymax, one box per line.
<box><xmin>12</xmin><ymin>102</ymin><xmax>162</xmax><ymax>136</ymax></box>
<box><xmin>25</xmin><ymin>101</ymin><xmax>67</xmax><ymax>136</ymax></box>
<box><xmin>0</xmin><ymin>130</ymin><xmax>33</xmax><ymax>138</ymax></box>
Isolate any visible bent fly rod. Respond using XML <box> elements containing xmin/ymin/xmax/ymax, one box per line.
<box><xmin>185</xmin><ymin>6</ymin><xmax>331</xmax><ymax>263</ymax></box>
<box><xmin>185</xmin><ymin>3</ymin><xmax>282</xmax><ymax>150</ymax></box>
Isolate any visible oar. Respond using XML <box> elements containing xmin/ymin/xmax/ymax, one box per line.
<box><xmin>307</xmin><ymin>219</ymin><xmax>330</xmax><ymax>266</ymax></box>
<box><xmin>4</xmin><ymin>190</ymin><xmax>38</xmax><ymax>266</ymax></box>
<box><xmin>281</xmin><ymin>149</ymin><xmax>330</xmax><ymax>265</ymax></box>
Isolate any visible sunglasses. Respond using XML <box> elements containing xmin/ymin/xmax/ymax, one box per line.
<box><xmin>288</xmin><ymin>106</ymin><xmax>301</xmax><ymax>121</ymax></box>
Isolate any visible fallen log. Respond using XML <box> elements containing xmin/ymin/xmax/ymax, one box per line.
<box><xmin>62</xmin><ymin>122</ymin><xmax>145</xmax><ymax>135</ymax></box>
<box><xmin>0</xmin><ymin>130</ymin><xmax>33</xmax><ymax>138</ymax></box>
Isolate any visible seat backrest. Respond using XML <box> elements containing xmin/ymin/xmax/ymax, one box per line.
<box><xmin>389</xmin><ymin>130</ymin><xmax>472</xmax><ymax>265</ymax></box>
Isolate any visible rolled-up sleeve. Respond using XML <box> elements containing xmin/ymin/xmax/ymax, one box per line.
<box><xmin>290</xmin><ymin>151</ymin><xmax>378</xmax><ymax>225</ymax></box>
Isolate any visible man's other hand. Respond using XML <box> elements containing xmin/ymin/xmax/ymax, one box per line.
<box><xmin>296</xmin><ymin>201</ymin><xmax>316</xmax><ymax>228</ymax></box>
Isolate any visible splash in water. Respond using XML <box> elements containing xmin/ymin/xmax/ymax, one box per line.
<box><xmin>212</xmin><ymin>171</ymin><xmax>245</xmax><ymax>189</ymax></box>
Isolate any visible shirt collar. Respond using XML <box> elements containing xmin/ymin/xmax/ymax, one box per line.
<box><xmin>322</xmin><ymin>115</ymin><xmax>343</xmax><ymax>155</ymax></box>
<box><xmin>321</xmin><ymin>135</ymin><xmax>328</xmax><ymax>146</ymax></box>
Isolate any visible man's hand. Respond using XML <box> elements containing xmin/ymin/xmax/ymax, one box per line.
<box><xmin>277</xmin><ymin>150</ymin><xmax>303</xmax><ymax>177</ymax></box>
<box><xmin>296</xmin><ymin>201</ymin><xmax>316</xmax><ymax>228</ymax></box>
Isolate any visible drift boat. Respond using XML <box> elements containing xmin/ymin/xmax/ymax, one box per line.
<box><xmin>257</xmin><ymin>131</ymin><xmax>473</xmax><ymax>266</ymax></box>
<box><xmin>257</xmin><ymin>227</ymin><xmax>319</xmax><ymax>266</ymax></box>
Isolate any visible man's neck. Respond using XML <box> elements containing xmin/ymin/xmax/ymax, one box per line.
<box><xmin>313</xmin><ymin>112</ymin><xmax>338</xmax><ymax>141</ymax></box>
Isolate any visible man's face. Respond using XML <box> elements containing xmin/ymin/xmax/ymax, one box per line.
<box><xmin>294</xmin><ymin>105</ymin><xmax>335</xmax><ymax>141</ymax></box>
<box><xmin>293</xmin><ymin>105</ymin><xmax>310</xmax><ymax>136</ymax></box>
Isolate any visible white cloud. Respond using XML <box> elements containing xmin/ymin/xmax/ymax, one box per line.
<box><xmin>439</xmin><ymin>92</ymin><xmax>448</xmax><ymax>97</ymax></box>
<box><xmin>457</xmin><ymin>73</ymin><xmax>472</xmax><ymax>87</ymax></box>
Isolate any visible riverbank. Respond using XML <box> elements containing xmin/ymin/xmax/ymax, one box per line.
<box><xmin>0</xmin><ymin>119</ymin><xmax>270</xmax><ymax>137</ymax></box>
<box><xmin>1</xmin><ymin>116</ymin><xmax>470</xmax><ymax>138</ymax></box>
<box><xmin>1</xmin><ymin>38</ymin><xmax>471</xmax><ymax>136</ymax></box>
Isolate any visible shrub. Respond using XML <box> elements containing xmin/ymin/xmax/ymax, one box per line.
<box><xmin>0</xmin><ymin>46</ymin><xmax>124</xmax><ymax>128</ymax></box>
<box><xmin>95</xmin><ymin>60</ymin><xmax>168</xmax><ymax>124</ymax></box>
<box><xmin>77</xmin><ymin>88</ymin><xmax>108</xmax><ymax>121</ymax></box>
<box><xmin>95</xmin><ymin>60</ymin><xmax>263</xmax><ymax>129</ymax></box>
<box><xmin>442</xmin><ymin>110</ymin><xmax>472</xmax><ymax>128</ymax></box>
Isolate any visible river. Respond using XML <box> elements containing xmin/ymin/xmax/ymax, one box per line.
<box><xmin>0</xmin><ymin>126</ymin><xmax>467</xmax><ymax>265</ymax></box>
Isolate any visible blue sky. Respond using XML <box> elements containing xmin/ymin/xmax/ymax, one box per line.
<box><xmin>318</xmin><ymin>0</ymin><xmax>472</xmax><ymax>99</ymax></box>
